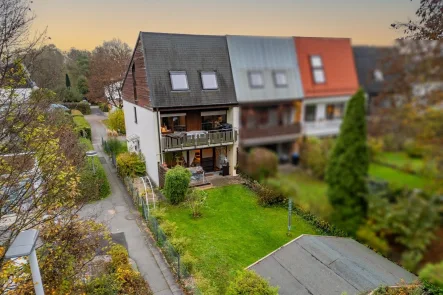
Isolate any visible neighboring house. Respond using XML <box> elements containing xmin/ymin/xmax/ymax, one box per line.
<box><xmin>248</xmin><ymin>235</ymin><xmax>417</xmax><ymax>295</ymax></box>
<box><xmin>295</xmin><ymin>37</ymin><xmax>359</xmax><ymax>137</ymax></box>
<box><xmin>226</xmin><ymin>36</ymin><xmax>304</xmax><ymax>159</ymax></box>
<box><xmin>122</xmin><ymin>32</ymin><xmax>239</xmax><ymax>186</ymax></box>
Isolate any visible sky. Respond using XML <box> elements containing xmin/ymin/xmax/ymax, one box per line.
<box><xmin>31</xmin><ymin>0</ymin><xmax>420</xmax><ymax>51</ymax></box>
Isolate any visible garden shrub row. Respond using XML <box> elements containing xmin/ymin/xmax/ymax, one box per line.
<box><xmin>63</xmin><ymin>101</ymin><xmax>91</xmax><ymax>115</ymax></box>
<box><xmin>78</xmin><ymin>137</ymin><xmax>111</xmax><ymax>201</ymax></box>
<box><xmin>73</xmin><ymin>115</ymin><xmax>92</xmax><ymax>140</ymax></box>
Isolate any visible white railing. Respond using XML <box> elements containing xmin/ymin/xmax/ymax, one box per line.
<box><xmin>303</xmin><ymin>119</ymin><xmax>342</xmax><ymax>137</ymax></box>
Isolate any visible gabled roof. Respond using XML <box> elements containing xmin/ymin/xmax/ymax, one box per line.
<box><xmin>139</xmin><ymin>32</ymin><xmax>238</xmax><ymax>108</ymax></box>
<box><xmin>248</xmin><ymin>235</ymin><xmax>416</xmax><ymax>295</ymax></box>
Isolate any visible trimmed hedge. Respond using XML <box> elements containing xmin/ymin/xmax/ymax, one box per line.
<box><xmin>71</xmin><ymin>109</ymin><xmax>83</xmax><ymax>117</ymax></box>
<box><xmin>164</xmin><ymin>165</ymin><xmax>191</xmax><ymax>205</ymax></box>
<box><xmin>63</xmin><ymin>102</ymin><xmax>91</xmax><ymax>115</ymax></box>
<box><xmin>78</xmin><ymin>138</ymin><xmax>111</xmax><ymax>201</ymax></box>
<box><xmin>73</xmin><ymin>115</ymin><xmax>92</xmax><ymax>140</ymax></box>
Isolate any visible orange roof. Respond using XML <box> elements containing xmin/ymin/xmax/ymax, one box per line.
<box><xmin>294</xmin><ymin>37</ymin><xmax>359</xmax><ymax>98</ymax></box>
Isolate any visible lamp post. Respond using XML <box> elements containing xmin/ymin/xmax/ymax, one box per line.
<box><xmin>5</xmin><ymin>229</ymin><xmax>44</xmax><ymax>295</ymax></box>
<box><xmin>86</xmin><ymin>150</ymin><xmax>98</xmax><ymax>174</ymax></box>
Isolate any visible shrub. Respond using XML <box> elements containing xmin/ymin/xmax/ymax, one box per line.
<box><xmin>226</xmin><ymin>270</ymin><xmax>279</xmax><ymax>295</ymax></box>
<box><xmin>99</xmin><ymin>102</ymin><xmax>110</xmax><ymax>112</ymax></box>
<box><xmin>108</xmin><ymin>108</ymin><xmax>126</xmax><ymax>134</ymax></box>
<box><xmin>186</xmin><ymin>188</ymin><xmax>207</xmax><ymax>217</ymax></box>
<box><xmin>245</xmin><ymin>148</ymin><xmax>278</xmax><ymax>181</ymax></box>
<box><xmin>103</xmin><ymin>138</ymin><xmax>127</xmax><ymax>156</ymax></box>
<box><xmin>356</xmin><ymin>225</ymin><xmax>390</xmax><ymax>256</ymax></box>
<box><xmin>116</xmin><ymin>152</ymin><xmax>146</xmax><ymax>178</ymax></box>
<box><xmin>325</xmin><ymin>89</ymin><xmax>369</xmax><ymax>235</ymax></box>
<box><xmin>160</xmin><ymin>220</ymin><xmax>177</xmax><ymax>237</ymax></box>
<box><xmin>73</xmin><ymin>115</ymin><xmax>92</xmax><ymax>140</ymax></box>
<box><xmin>383</xmin><ymin>133</ymin><xmax>404</xmax><ymax>152</ymax></box>
<box><xmin>57</xmin><ymin>86</ymin><xmax>82</xmax><ymax>102</ymax></box>
<box><xmin>170</xmin><ymin>237</ymin><xmax>190</xmax><ymax>254</ymax></box>
<box><xmin>63</xmin><ymin>101</ymin><xmax>91</xmax><ymax>114</ymax></box>
<box><xmin>404</xmin><ymin>139</ymin><xmax>425</xmax><ymax>159</ymax></box>
<box><xmin>420</xmin><ymin>262</ymin><xmax>443</xmax><ymax>288</ymax></box>
<box><xmin>368</xmin><ymin>136</ymin><xmax>384</xmax><ymax>161</ymax></box>
<box><xmin>255</xmin><ymin>182</ymin><xmax>288</xmax><ymax>207</ymax></box>
<box><xmin>164</xmin><ymin>165</ymin><xmax>191</xmax><ymax>205</ymax></box>
<box><xmin>71</xmin><ymin>109</ymin><xmax>83</xmax><ymax>117</ymax></box>
<box><xmin>181</xmin><ymin>252</ymin><xmax>197</xmax><ymax>274</ymax></box>
<box><xmin>83</xmin><ymin>273</ymin><xmax>121</xmax><ymax>295</ymax></box>
<box><xmin>300</xmin><ymin>137</ymin><xmax>334</xmax><ymax>180</ymax></box>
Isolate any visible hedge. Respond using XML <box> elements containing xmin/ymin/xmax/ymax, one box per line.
<box><xmin>116</xmin><ymin>152</ymin><xmax>146</xmax><ymax>178</ymax></box>
<box><xmin>71</xmin><ymin>109</ymin><xmax>83</xmax><ymax>117</ymax></box>
<box><xmin>73</xmin><ymin>115</ymin><xmax>92</xmax><ymax>140</ymax></box>
<box><xmin>78</xmin><ymin>138</ymin><xmax>111</xmax><ymax>201</ymax></box>
<box><xmin>164</xmin><ymin>165</ymin><xmax>191</xmax><ymax>205</ymax></box>
<box><xmin>63</xmin><ymin>102</ymin><xmax>91</xmax><ymax>115</ymax></box>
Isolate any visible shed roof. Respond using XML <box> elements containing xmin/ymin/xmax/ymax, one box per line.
<box><xmin>248</xmin><ymin>235</ymin><xmax>416</xmax><ymax>295</ymax></box>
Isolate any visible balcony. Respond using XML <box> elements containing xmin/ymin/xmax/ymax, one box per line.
<box><xmin>303</xmin><ymin>119</ymin><xmax>342</xmax><ymax>137</ymax></box>
<box><xmin>241</xmin><ymin>123</ymin><xmax>302</xmax><ymax>146</ymax></box>
<box><xmin>161</xmin><ymin>129</ymin><xmax>237</xmax><ymax>152</ymax></box>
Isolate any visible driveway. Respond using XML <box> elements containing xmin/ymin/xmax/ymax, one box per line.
<box><xmin>79</xmin><ymin>106</ymin><xmax>182</xmax><ymax>295</ymax></box>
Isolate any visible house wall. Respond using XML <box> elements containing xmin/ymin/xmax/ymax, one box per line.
<box><xmin>121</xmin><ymin>38</ymin><xmax>151</xmax><ymax>108</ymax></box>
<box><xmin>123</xmin><ymin>100</ymin><xmax>161</xmax><ymax>185</ymax></box>
<box><xmin>295</xmin><ymin>37</ymin><xmax>359</xmax><ymax>98</ymax></box>
<box><xmin>227</xmin><ymin>36</ymin><xmax>304</xmax><ymax>103</ymax></box>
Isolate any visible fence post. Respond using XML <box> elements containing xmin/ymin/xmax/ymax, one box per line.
<box><xmin>177</xmin><ymin>253</ymin><xmax>181</xmax><ymax>281</ymax></box>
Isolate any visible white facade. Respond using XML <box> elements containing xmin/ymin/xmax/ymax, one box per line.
<box><xmin>123</xmin><ymin>100</ymin><xmax>161</xmax><ymax>185</ymax></box>
<box><xmin>302</xmin><ymin>95</ymin><xmax>351</xmax><ymax>137</ymax></box>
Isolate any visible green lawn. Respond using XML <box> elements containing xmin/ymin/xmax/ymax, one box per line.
<box><xmin>375</xmin><ymin>152</ymin><xmax>424</xmax><ymax>173</ymax></box>
<box><xmin>369</xmin><ymin>163</ymin><xmax>433</xmax><ymax>190</ymax></box>
<box><xmin>273</xmin><ymin>171</ymin><xmax>331</xmax><ymax>219</ymax></box>
<box><xmin>162</xmin><ymin>185</ymin><xmax>320</xmax><ymax>293</ymax></box>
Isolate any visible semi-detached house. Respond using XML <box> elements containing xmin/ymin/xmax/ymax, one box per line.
<box><xmin>122</xmin><ymin>32</ymin><xmax>239</xmax><ymax>186</ymax></box>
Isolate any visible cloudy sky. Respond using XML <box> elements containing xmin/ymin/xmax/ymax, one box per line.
<box><xmin>31</xmin><ymin>0</ymin><xmax>420</xmax><ymax>50</ymax></box>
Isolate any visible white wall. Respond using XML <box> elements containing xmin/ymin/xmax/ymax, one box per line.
<box><xmin>123</xmin><ymin>101</ymin><xmax>161</xmax><ymax>185</ymax></box>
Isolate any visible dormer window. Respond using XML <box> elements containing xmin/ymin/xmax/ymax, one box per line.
<box><xmin>201</xmin><ymin>72</ymin><xmax>218</xmax><ymax>90</ymax></box>
<box><xmin>373</xmin><ymin>69</ymin><xmax>384</xmax><ymax>82</ymax></box>
<box><xmin>248</xmin><ymin>71</ymin><xmax>264</xmax><ymax>88</ymax></box>
<box><xmin>273</xmin><ymin>71</ymin><xmax>288</xmax><ymax>87</ymax></box>
<box><xmin>170</xmin><ymin>71</ymin><xmax>189</xmax><ymax>91</ymax></box>
<box><xmin>310</xmin><ymin>55</ymin><xmax>326</xmax><ymax>84</ymax></box>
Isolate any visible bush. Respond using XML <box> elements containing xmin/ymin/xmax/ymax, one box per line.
<box><xmin>356</xmin><ymin>225</ymin><xmax>390</xmax><ymax>256</ymax></box>
<box><xmin>226</xmin><ymin>270</ymin><xmax>279</xmax><ymax>295</ymax></box>
<box><xmin>300</xmin><ymin>137</ymin><xmax>334</xmax><ymax>180</ymax></box>
<box><xmin>83</xmin><ymin>273</ymin><xmax>121</xmax><ymax>295</ymax></box>
<box><xmin>404</xmin><ymin>139</ymin><xmax>425</xmax><ymax>159</ymax></box>
<box><xmin>63</xmin><ymin>102</ymin><xmax>91</xmax><ymax>114</ymax></box>
<box><xmin>78</xmin><ymin>138</ymin><xmax>111</xmax><ymax>201</ymax></box>
<box><xmin>73</xmin><ymin>115</ymin><xmax>92</xmax><ymax>140</ymax></box>
<box><xmin>242</xmin><ymin>148</ymin><xmax>278</xmax><ymax>181</ymax></box>
<box><xmin>383</xmin><ymin>133</ymin><xmax>404</xmax><ymax>152</ymax></box>
<box><xmin>108</xmin><ymin>108</ymin><xmax>126</xmax><ymax>134</ymax></box>
<box><xmin>160</xmin><ymin>220</ymin><xmax>177</xmax><ymax>237</ymax></box>
<box><xmin>71</xmin><ymin>109</ymin><xmax>83</xmax><ymax>117</ymax></box>
<box><xmin>164</xmin><ymin>165</ymin><xmax>191</xmax><ymax>205</ymax></box>
<box><xmin>170</xmin><ymin>237</ymin><xmax>190</xmax><ymax>254</ymax></box>
<box><xmin>419</xmin><ymin>262</ymin><xmax>443</xmax><ymax>288</ymax></box>
<box><xmin>99</xmin><ymin>102</ymin><xmax>110</xmax><ymax>112</ymax></box>
<box><xmin>57</xmin><ymin>87</ymin><xmax>83</xmax><ymax>102</ymax></box>
<box><xmin>253</xmin><ymin>181</ymin><xmax>288</xmax><ymax>207</ymax></box>
<box><xmin>181</xmin><ymin>252</ymin><xmax>197</xmax><ymax>274</ymax></box>
<box><xmin>368</xmin><ymin>136</ymin><xmax>384</xmax><ymax>161</ymax></box>
<box><xmin>186</xmin><ymin>188</ymin><xmax>207</xmax><ymax>217</ymax></box>
<box><xmin>103</xmin><ymin>138</ymin><xmax>127</xmax><ymax>156</ymax></box>
<box><xmin>116</xmin><ymin>152</ymin><xmax>146</xmax><ymax>178</ymax></box>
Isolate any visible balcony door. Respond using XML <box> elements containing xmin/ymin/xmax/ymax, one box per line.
<box><xmin>200</xmin><ymin>148</ymin><xmax>214</xmax><ymax>172</ymax></box>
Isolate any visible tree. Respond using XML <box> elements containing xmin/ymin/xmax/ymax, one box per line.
<box><xmin>65</xmin><ymin>73</ymin><xmax>71</xmax><ymax>88</ymax></box>
<box><xmin>77</xmin><ymin>75</ymin><xmax>89</xmax><ymax>95</ymax></box>
<box><xmin>89</xmin><ymin>39</ymin><xmax>131</xmax><ymax>108</ymax></box>
<box><xmin>325</xmin><ymin>89</ymin><xmax>369</xmax><ymax>234</ymax></box>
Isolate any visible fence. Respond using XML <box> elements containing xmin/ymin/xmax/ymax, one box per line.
<box><xmin>121</xmin><ymin>176</ymin><xmax>194</xmax><ymax>283</ymax></box>
<box><xmin>102</xmin><ymin>138</ymin><xmax>117</xmax><ymax>167</ymax></box>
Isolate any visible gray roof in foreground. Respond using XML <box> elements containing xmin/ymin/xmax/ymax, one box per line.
<box><xmin>248</xmin><ymin>235</ymin><xmax>417</xmax><ymax>295</ymax></box>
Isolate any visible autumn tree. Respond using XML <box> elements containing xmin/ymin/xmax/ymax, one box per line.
<box><xmin>89</xmin><ymin>39</ymin><xmax>131</xmax><ymax>108</ymax></box>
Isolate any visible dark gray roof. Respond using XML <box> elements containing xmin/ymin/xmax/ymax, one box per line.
<box><xmin>353</xmin><ymin>46</ymin><xmax>393</xmax><ymax>95</ymax></box>
<box><xmin>248</xmin><ymin>235</ymin><xmax>416</xmax><ymax>295</ymax></box>
<box><xmin>140</xmin><ymin>32</ymin><xmax>238</xmax><ymax>108</ymax></box>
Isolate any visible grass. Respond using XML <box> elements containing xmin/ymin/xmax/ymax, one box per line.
<box><xmin>271</xmin><ymin>171</ymin><xmax>331</xmax><ymax>219</ymax></box>
<box><xmin>375</xmin><ymin>152</ymin><xmax>424</xmax><ymax>173</ymax></box>
<box><xmin>369</xmin><ymin>163</ymin><xmax>433</xmax><ymax>191</ymax></box>
<box><xmin>162</xmin><ymin>185</ymin><xmax>321</xmax><ymax>293</ymax></box>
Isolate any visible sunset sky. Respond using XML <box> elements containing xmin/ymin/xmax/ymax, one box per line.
<box><xmin>31</xmin><ymin>0</ymin><xmax>420</xmax><ymax>51</ymax></box>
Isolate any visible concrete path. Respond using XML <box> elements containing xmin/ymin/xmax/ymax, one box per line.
<box><xmin>79</xmin><ymin>107</ymin><xmax>182</xmax><ymax>295</ymax></box>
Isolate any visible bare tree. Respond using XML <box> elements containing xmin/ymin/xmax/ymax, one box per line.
<box><xmin>88</xmin><ymin>39</ymin><xmax>131</xmax><ymax>108</ymax></box>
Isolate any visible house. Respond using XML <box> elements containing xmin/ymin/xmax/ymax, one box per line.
<box><xmin>226</xmin><ymin>36</ymin><xmax>304</xmax><ymax>159</ymax></box>
<box><xmin>122</xmin><ymin>32</ymin><xmax>239</xmax><ymax>186</ymax></box>
<box><xmin>248</xmin><ymin>235</ymin><xmax>417</xmax><ymax>295</ymax></box>
<box><xmin>295</xmin><ymin>37</ymin><xmax>359</xmax><ymax>137</ymax></box>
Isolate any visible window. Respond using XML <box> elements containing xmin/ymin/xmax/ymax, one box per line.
<box><xmin>373</xmin><ymin>69</ymin><xmax>384</xmax><ymax>82</ymax></box>
<box><xmin>201</xmin><ymin>72</ymin><xmax>218</xmax><ymax>90</ymax></box>
<box><xmin>132</xmin><ymin>63</ymin><xmax>138</xmax><ymax>101</ymax></box>
<box><xmin>305</xmin><ymin>105</ymin><xmax>317</xmax><ymax>122</ymax></box>
<box><xmin>273</xmin><ymin>71</ymin><xmax>288</xmax><ymax>87</ymax></box>
<box><xmin>201</xmin><ymin>110</ymin><xmax>227</xmax><ymax>130</ymax></box>
<box><xmin>161</xmin><ymin>113</ymin><xmax>186</xmax><ymax>133</ymax></box>
<box><xmin>248</xmin><ymin>71</ymin><xmax>264</xmax><ymax>88</ymax></box>
<box><xmin>325</xmin><ymin>103</ymin><xmax>345</xmax><ymax>120</ymax></box>
<box><xmin>170</xmin><ymin>71</ymin><xmax>189</xmax><ymax>91</ymax></box>
<box><xmin>134</xmin><ymin>106</ymin><xmax>137</xmax><ymax>124</ymax></box>
<box><xmin>310</xmin><ymin>55</ymin><xmax>326</xmax><ymax>84</ymax></box>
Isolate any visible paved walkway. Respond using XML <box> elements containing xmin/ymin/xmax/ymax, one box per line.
<box><xmin>79</xmin><ymin>107</ymin><xmax>182</xmax><ymax>295</ymax></box>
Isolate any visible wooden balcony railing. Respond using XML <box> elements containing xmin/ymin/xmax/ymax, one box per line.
<box><xmin>241</xmin><ymin>123</ymin><xmax>301</xmax><ymax>140</ymax></box>
<box><xmin>161</xmin><ymin>129</ymin><xmax>237</xmax><ymax>151</ymax></box>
